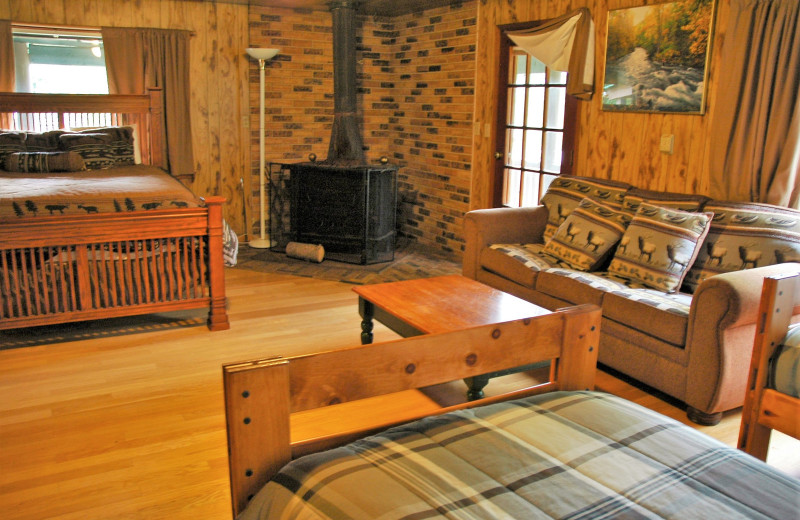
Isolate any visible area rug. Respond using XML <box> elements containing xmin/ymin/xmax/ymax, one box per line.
<box><xmin>234</xmin><ymin>237</ymin><xmax>462</xmax><ymax>284</ymax></box>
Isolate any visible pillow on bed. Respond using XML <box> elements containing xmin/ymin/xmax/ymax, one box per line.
<box><xmin>59</xmin><ymin>133</ymin><xmax>116</xmax><ymax>169</ymax></box>
<box><xmin>4</xmin><ymin>151</ymin><xmax>86</xmax><ymax>173</ymax></box>
<box><xmin>24</xmin><ymin>130</ymin><xmax>66</xmax><ymax>152</ymax></box>
<box><xmin>0</xmin><ymin>132</ymin><xmax>25</xmax><ymax>167</ymax></box>
<box><xmin>76</xmin><ymin>126</ymin><xmax>136</xmax><ymax>166</ymax></box>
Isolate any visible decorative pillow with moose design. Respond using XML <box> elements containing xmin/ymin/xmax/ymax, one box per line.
<box><xmin>540</xmin><ymin>175</ymin><xmax>631</xmax><ymax>242</ymax></box>
<box><xmin>608</xmin><ymin>203</ymin><xmax>713</xmax><ymax>293</ymax></box>
<box><xmin>621</xmin><ymin>188</ymin><xmax>709</xmax><ymax>215</ymax></box>
<box><xmin>542</xmin><ymin>198</ymin><xmax>632</xmax><ymax>271</ymax></box>
<box><xmin>683</xmin><ymin>201</ymin><xmax>800</xmax><ymax>292</ymax></box>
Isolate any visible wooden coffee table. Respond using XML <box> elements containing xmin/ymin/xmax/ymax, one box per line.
<box><xmin>353</xmin><ymin>274</ymin><xmax>550</xmax><ymax>399</ymax></box>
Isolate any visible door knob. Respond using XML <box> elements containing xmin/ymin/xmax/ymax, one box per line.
<box><xmin>494</xmin><ymin>152</ymin><xmax>503</xmax><ymax>160</ymax></box>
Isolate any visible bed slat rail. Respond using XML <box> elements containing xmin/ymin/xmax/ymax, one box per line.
<box><xmin>223</xmin><ymin>304</ymin><xmax>601</xmax><ymax>517</ymax></box>
<box><xmin>0</xmin><ymin>197</ymin><xmax>227</xmax><ymax>331</ymax></box>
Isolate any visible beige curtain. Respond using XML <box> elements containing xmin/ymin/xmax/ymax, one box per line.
<box><xmin>709</xmin><ymin>0</ymin><xmax>800</xmax><ymax>208</ymax></box>
<box><xmin>0</xmin><ymin>20</ymin><xmax>14</xmax><ymax>92</ymax></box>
<box><xmin>505</xmin><ymin>8</ymin><xmax>595</xmax><ymax>100</ymax></box>
<box><xmin>102</xmin><ymin>27</ymin><xmax>193</xmax><ymax>177</ymax></box>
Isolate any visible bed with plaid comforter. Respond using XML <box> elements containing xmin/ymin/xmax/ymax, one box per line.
<box><xmin>239</xmin><ymin>391</ymin><xmax>799</xmax><ymax>520</ymax></box>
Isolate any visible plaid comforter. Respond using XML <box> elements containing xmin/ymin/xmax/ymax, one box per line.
<box><xmin>239</xmin><ymin>391</ymin><xmax>799</xmax><ymax>520</ymax></box>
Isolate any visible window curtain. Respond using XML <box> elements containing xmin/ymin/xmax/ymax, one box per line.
<box><xmin>102</xmin><ymin>27</ymin><xmax>193</xmax><ymax>177</ymax></box>
<box><xmin>709</xmin><ymin>0</ymin><xmax>800</xmax><ymax>208</ymax></box>
<box><xmin>505</xmin><ymin>8</ymin><xmax>595</xmax><ymax>100</ymax></box>
<box><xmin>0</xmin><ymin>21</ymin><xmax>13</xmax><ymax>128</ymax></box>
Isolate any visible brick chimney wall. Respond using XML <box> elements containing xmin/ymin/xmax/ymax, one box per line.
<box><xmin>248</xmin><ymin>1</ymin><xmax>477</xmax><ymax>256</ymax></box>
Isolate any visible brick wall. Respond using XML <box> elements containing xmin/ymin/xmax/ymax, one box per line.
<box><xmin>248</xmin><ymin>2</ymin><xmax>477</xmax><ymax>256</ymax></box>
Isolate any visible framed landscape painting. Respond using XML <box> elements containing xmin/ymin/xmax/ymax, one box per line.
<box><xmin>602</xmin><ymin>0</ymin><xmax>715</xmax><ymax>114</ymax></box>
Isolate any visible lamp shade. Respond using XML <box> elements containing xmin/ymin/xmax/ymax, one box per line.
<box><xmin>246</xmin><ymin>48</ymin><xmax>280</xmax><ymax>60</ymax></box>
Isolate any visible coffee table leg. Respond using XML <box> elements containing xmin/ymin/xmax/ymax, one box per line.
<box><xmin>464</xmin><ymin>375</ymin><xmax>490</xmax><ymax>400</ymax></box>
<box><xmin>358</xmin><ymin>297</ymin><xmax>374</xmax><ymax>345</ymax></box>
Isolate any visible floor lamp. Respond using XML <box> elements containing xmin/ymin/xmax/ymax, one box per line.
<box><xmin>246</xmin><ymin>47</ymin><xmax>280</xmax><ymax>248</ymax></box>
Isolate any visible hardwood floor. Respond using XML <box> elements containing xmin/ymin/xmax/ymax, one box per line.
<box><xmin>0</xmin><ymin>267</ymin><xmax>797</xmax><ymax>519</ymax></box>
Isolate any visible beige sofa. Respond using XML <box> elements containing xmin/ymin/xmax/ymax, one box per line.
<box><xmin>463</xmin><ymin>176</ymin><xmax>800</xmax><ymax>424</ymax></box>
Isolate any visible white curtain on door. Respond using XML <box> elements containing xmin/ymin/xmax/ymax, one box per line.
<box><xmin>505</xmin><ymin>8</ymin><xmax>595</xmax><ymax>100</ymax></box>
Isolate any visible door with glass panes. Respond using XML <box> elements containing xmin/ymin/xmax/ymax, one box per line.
<box><xmin>494</xmin><ymin>32</ymin><xmax>578</xmax><ymax>208</ymax></box>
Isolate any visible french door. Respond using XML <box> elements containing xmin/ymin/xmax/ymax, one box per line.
<box><xmin>494</xmin><ymin>30</ymin><xmax>578</xmax><ymax>208</ymax></box>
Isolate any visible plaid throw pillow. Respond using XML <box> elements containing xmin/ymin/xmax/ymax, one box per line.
<box><xmin>4</xmin><ymin>151</ymin><xmax>85</xmax><ymax>173</ymax></box>
<box><xmin>608</xmin><ymin>203</ymin><xmax>713</xmax><ymax>293</ymax></box>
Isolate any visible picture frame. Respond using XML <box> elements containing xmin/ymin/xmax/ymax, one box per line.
<box><xmin>602</xmin><ymin>0</ymin><xmax>715</xmax><ymax>114</ymax></box>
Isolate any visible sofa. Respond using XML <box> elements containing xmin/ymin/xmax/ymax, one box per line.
<box><xmin>463</xmin><ymin>175</ymin><xmax>800</xmax><ymax>424</ymax></box>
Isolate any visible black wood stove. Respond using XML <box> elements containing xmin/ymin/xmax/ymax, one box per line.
<box><xmin>279</xmin><ymin>0</ymin><xmax>397</xmax><ymax>265</ymax></box>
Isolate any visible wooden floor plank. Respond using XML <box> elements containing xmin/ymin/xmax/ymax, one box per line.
<box><xmin>0</xmin><ymin>266</ymin><xmax>797</xmax><ymax>519</ymax></box>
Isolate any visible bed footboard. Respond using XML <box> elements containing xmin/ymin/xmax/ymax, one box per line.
<box><xmin>0</xmin><ymin>197</ymin><xmax>228</xmax><ymax>331</ymax></box>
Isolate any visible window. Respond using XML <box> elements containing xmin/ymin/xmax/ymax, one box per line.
<box><xmin>494</xmin><ymin>41</ymin><xmax>578</xmax><ymax>208</ymax></box>
<box><xmin>13</xmin><ymin>29</ymin><xmax>108</xmax><ymax>94</ymax></box>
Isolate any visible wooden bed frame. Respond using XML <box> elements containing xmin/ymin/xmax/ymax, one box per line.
<box><xmin>738</xmin><ymin>272</ymin><xmax>800</xmax><ymax>459</ymax></box>
<box><xmin>223</xmin><ymin>304</ymin><xmax>601</xmax><ymax>517</ymax></box>
<box><xmin>0</xmin><ymin>89</ymin><xmax>229</xmax><ymax>331</ymax></box>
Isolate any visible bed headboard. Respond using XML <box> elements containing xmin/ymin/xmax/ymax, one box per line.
<box><xmin>0</xmin><ymin>87</ymin><xmax>166</xmax><ymax>169</ymax></box>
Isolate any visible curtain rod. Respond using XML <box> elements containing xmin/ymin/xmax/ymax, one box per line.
<box><xmin>12</xmin><ymin>22</ymin><xmax>196</xmax><ymax>37</ymax></box>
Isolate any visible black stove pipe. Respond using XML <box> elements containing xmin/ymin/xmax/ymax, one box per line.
<box><xmin>325</xmin><ymin>0</ymin><xmax>366</xmax><ymax>165</ymax></box>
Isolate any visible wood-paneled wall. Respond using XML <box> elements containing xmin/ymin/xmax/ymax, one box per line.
<box><xmin>470</xmin><ymin>0</ymin><xmax>730</xmax><ymax>210</ymax></box>
<box><xmin>0</xmin><ymin>0</ymin><xmax>251</xmax><ymax>235</ymax></box>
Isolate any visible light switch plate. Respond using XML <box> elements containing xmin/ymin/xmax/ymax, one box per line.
<box><xmin>660</xmin><ymin>134</ymin><xmax>674</xmax><ymax>154</ymax></box>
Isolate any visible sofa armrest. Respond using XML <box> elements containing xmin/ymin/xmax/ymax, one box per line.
<box><xmin>462</xmin><ymin>206</ymin><xmax>548</xmax><ymax>279</ymax></box>
<box><xmin>684</xmin><ymin>262</ymin><xmax>800</xmax><ymax>414</ymax></box>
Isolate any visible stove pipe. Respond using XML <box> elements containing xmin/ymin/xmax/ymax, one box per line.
<box><xmin>325</xmin><ymin>0</ymin><xmax>366</xmax><ymax>165</ymax></box>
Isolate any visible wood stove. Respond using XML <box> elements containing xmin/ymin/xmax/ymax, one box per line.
<box><xmin>289</xmin><ymin>162</ymin><xmax>397</xmax><ymax>264</ymax></box>
<box><xmin>275</xmin><ymin>0</ymin><xmax>398</xmax><ymax>265</ymax></box>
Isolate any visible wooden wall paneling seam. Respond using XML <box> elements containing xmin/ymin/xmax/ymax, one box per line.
<box><xmin>237</xmin><ymin>6</ymin><xmax>249</xmax><ymax>238</ymax></box>
<box><xmin>218</xmin><ymin>3</ymin><xmax>239</xmax><ymax>223</ymax></box>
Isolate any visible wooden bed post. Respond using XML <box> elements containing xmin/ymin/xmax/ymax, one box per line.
<box><xmin>224</xmin><ymin>359</ymin><xmax>292</xmax><ymax>518</ymax></box>
<box><xmin>204</xmin><ymin>196</ymin><xmax>230</xmax><ymax>331</ymax></box>
<box><xmin>738</xmin><ymin>274</ymin><xmax>798</xmax><ymax>459</ymax></box>
<box><xmin>147</xmin><ymin>87</ymin><xmax>166</xmax><ymax>170</ymax></box>
<box><xmin>556</xmin><ymin>304</ymin><xmax>600</xmax><ymax>391</ymax></box>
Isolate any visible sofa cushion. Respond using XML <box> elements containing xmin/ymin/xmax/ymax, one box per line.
<box><xmin>608</xmin><ymin>203</ymin><xmax>712</xmax><ymax>293</ymax></box>
<box><xmin>540</xmin><ymin>175</ymin><xmax>631</xmax><ymax>241</ymax></box>
<box><xmin>601</xmin><ymin>286</ymin><xmax>692</xmax><ymax>346</ymax></box>
<box><xmin>536</xmin><ymin>268</ymin><xmax>632</xmax><ymax>306</ymax></box>
<box><xmin>621</xmin><ymin>188</ymin><xmax>709</xmax><ymax>215</ymax></box>
<box><xmin>542</xmin><ymin>197</ymin><xmax>632</xmax><ymax>271</ymax></box>
<box><xmin>482</xmin><ymin>244</ymin><xmax>560</xmax><ymax>287</ymax></box>
<box><xmin>683</xmin><ymin>201</ymin><xmax>800</xmax><ymax>292</ymax></box>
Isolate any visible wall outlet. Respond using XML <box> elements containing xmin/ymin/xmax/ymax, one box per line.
<box><xmin>660</xmin><ymin>134</ymin><xmax>674</xmax><ymax>154</ymax></box>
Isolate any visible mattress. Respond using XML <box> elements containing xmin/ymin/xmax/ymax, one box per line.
<box><xmin>0</xmin><ymin>164</ymin><xmax>200</xmax><ymax>218</ymax></box>
<box><xmin>239</xmin><ymin>391</ymin><xmax>800</xmax><ymax>520</ymax></box>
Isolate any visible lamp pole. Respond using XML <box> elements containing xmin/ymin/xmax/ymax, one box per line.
<box><xmin>246</xmin><ymin>48</ymin><xmax>280</xmax><ymax>248</ymax></box>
